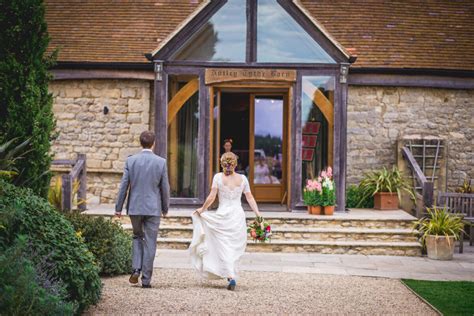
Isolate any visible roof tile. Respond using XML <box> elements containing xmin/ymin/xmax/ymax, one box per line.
<box><xmin>45</xmin><ymin>0</ymin><xmax>474</xmax><ymax>70</ymax></box>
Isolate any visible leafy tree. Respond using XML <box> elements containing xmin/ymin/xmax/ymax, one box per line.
<box><xmin>0</xmin><ymin>0</ymin><xmax>57</xmax><ymax>197</ymax></box>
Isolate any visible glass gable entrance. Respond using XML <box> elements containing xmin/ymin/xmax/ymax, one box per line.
<box><xmin>152</xmin><ymin>0</ymin><xmax>351</xmax><ymax>211</ymax></box>
<box><xmin>171</xmin><ymin>0</ymin><xmax>246</xmax><ymax>62</ymax></box>
<box><xmin>257</xmin><ymin>0</ymin><xmax>335</xmax><ymax>63</ymax></box>
<box><xmin>171</xmin><ymin>0</ymin><xmax>337</xmax><ymax>64</ymax></box>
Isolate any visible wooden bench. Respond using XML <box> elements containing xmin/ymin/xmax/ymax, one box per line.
<box><xmin>437</xmin><ymin>192</ymin><xmax>474</xmax><ymax>253</ymax></box>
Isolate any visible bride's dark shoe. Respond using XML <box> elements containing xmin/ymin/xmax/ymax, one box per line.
<box><xmin>227</xmin><ymin>279</ymin><xmax>236</xmax><ymax>291</ymax></box>
<box><xmin>129</xmin><ymin>269</ymin><xmax>140</xmax><ymax>284</ymax></box>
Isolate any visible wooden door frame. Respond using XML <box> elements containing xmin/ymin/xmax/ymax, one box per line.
<box><xmin>209</xmin><ymin>83</ymin><xmax>292</xmax><ymax>207</ymax></box>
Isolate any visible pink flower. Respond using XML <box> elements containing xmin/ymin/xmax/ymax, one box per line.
<box><xmin>321</xmin><ymin>171</ymin><xmax>327</xmax><ymax>178</ymax></box>
<box><xmin>314</xmin><ymin>181</ymin><xmax>322</xmax><ymax>192</ymax></box>
<box><xmin>317</xmin><ymin>176</ymin><xmax>322</xmax><ymax>182</ymax></box>
<box><xmin>250</xmin><ymin>230</ymin><xmax>257</xmax><ymax>238</ymax></box>
<box><xmin>327</xmin><ymin>167</ymin><xmax>333</xmax><ymax>178</ymax></box>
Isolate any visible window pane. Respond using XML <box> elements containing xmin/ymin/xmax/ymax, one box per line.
<box><xmin>172</xmin><ymin>0</ymin><xmax>246</xmax><ymax>62</ymax></box>
<box><xmin>257</xmin><ymin>0</ymin><xmax>335</xmax><ymax>63</ymax></box>
<box><xmin>254</xmin><ymin>97</ymin><xmax>283</xmax><ymax>185</ymax></box>
<box><xmin>301</xmin><ymin>76</ymin><xmax>334</xmax><ymax>189</ymax></box>
<box><xmin>168</xmin><ymin>75</ymin><xmax>200</xmax><ymax>198</ymax></box>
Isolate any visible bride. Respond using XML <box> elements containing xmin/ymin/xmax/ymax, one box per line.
<box><xmin>189</xmin><ymin>152</ymin><xmax>262</xmax><ymax>291</ymax></box>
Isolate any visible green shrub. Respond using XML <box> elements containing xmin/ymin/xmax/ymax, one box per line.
<box><xmin>0</xmin><ymin>237</ymin><xmax>75</xmax><ymax>316</ymax></box>
<box><xmin>414</xmin><ymin>206</ymin><xmax>466</xmax><ymax>246</ymax></box>
<box><xmin>358</xmin><ymin>166</ymin><xmax>414</xmax><ymax>207</ymax></box>
<box><xmin>0</xmin><ymin>0</ymin><xmax>57</xmax><ymax>197</ymax></box>
<box><xmin>0</xmin><ymin>179</ymin><xmax>101</xmax><ymax>314</ymax></box>
<box><xmin>66</xmin><ymin>213</ymin><xmax>132</xmax><ymax>276</ymax></box>
<box><xmin>346</xmin><ymin>185</ymin><xmax>374</xmax><ymax>208</ymax></box>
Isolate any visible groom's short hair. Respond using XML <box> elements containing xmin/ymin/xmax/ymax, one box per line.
<box><xmin>140</xmin><ymin>131</ymin><xmax>155</xmax><ymax>148</ymax></box>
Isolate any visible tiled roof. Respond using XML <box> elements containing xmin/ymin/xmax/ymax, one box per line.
<box><xmin>45</xmin><ymin>0</ymin><xmax>474</xmax><ymax>71</ymax></box>
<box><xmin>301</xmin><ymin>0</ymin><xmax>474</xmax><ymax>70</ymax></box>
<box><xmin>45</xmin><ymin>0</ymin><xmax>201</xmax><ymax>63</ymax></box>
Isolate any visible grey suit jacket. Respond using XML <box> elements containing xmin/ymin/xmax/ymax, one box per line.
<box><xmin>115</xmin><ymin>150</ymin><xmax>170</xmax><ymax>216</ymax></box>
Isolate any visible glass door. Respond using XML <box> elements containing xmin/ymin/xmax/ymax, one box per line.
<box><xmin>249</xmin><ymin>95</ymin><xmax>286</xmax><ymax>202</ymax></box>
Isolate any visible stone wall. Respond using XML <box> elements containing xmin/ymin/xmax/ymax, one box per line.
<box><xmin>49</xmin><ymin>79</ymin><xmax>472</xmax><ymax>205</ymax></box>
<box><xmin>347</xmin><ymin>86</ymin><xmax>473</xmax><ymax>191</ymax></box>
<box><xmin>49</xmin><ymin>79</ymin><xmax>153</xmax><ymax>203</ymax></box>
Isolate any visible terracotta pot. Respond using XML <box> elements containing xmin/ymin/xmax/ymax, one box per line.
<box><xmin>374</xmin><ymin>192</ymin><xmax>399</xmax><ymax>210</ymax></box>
<box><xmin>323</xmin><ymin>205</ymin><xmax>335</xmax><ymax>215</ymax></box>
<box><xmin>310</xmin><ymin>205</ymin><xmax>322</xmax><ymax>215</ymax></box>
<box><xmin>426</xmin><ymin>235</ymin><xmax>455</xmax><ymax>260</ymax></box>
<box><xmin>307</xmin><ymin>206</ymin><xmax>312</xmax><ymax>214</ymax></box>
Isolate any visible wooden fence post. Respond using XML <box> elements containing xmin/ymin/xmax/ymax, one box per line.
<box><xmin>61</xmin><ymin>174</ymin><xmax>72</xmax><ymax>212</ymax></box>
<box><xmin>77</xmin><ymin>153</ymin><xmax>87</xmax><ymax>211</ymax></box>
<box><xmin>422</xmin><ymin>181</ymin><xmax>434</xmax><ymax>209</ymax></box>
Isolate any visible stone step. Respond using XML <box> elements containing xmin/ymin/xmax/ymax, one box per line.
<box><xmin>93</xmin><ymin>212</ymin><xmax>416</xmax><ymax>230</ymax></box>
<box><xmin>155</xmin><ymin>238</ymin><xmax>422</xmax><ymax>256</ymax></box>
<box><xmin>122</xmin><ymin>224</ymin><xmax>418</xmax><ymax>242</ymax></box>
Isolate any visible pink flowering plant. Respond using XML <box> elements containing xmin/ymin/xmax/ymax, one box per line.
<box><xmin>320</xmin><ymin>167</ymin><xmax>336</xmax><ymax>206</ymax></box>
<box><xmin>303</xmin><ymin>178</ymin><xmax>323</xmax><ymax>206</ymax></box>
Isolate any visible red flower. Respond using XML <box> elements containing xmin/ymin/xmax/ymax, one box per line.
<box><xmin>266</xmin><ymin>225</ymin><xmax>271</xmax><ymax>232</ymax></box>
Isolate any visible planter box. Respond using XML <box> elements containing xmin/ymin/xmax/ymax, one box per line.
<box><xmin>426</xmin><ymin>235</ymin><xmax>455</xmax><ymax>260</ymax></box>
<box><xmin>374</xmin><ymin>192</ymin><xmax>399</xmax><ymax>210</ymax></box>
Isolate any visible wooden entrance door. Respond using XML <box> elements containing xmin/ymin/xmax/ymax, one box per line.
<box><xmin>210</xmin><ymin>88</ymin><xmax>288</xmax><ymax>204</ymax></box>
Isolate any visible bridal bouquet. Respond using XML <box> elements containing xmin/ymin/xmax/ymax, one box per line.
<box><xmin>247</xmin><ymin>216</ymin><xmax>272</xmax><ymax>243</ymax></box>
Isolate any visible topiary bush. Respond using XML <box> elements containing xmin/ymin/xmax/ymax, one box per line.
<box><xmin>0</xmin><ymin>179</ymin><xmax>101</xmax><ymax>314</ymax></box>
<box><xmin>346</xmin><ymin>184</ymin><xmax>374</xmax><ymax>208</ymax></box>
<box><xmin>66</xmin><ymin>213</ymin><xmax>132</xmax><ymax>276</ymax></box>
<box><xmin>0</xmin><ymin>237</ymin><xmax>75</xmax><ymax>315</ymax></box>
<box><xmin>0</xmin><ymin>0</ymin><xmax>57</xmax><ymax>197</ymax></box>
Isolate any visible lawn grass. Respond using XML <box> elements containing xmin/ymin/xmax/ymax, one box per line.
<box><xmin>402</xmin><ymin>279</ymin><xmax>474</xmax><ymax>316</ymax></box>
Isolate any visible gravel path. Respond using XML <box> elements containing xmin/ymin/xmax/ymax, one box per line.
<box><xmin>86</xmin><ymin>268</ymin><xmax>436</xmax><ymax>315</ymax></box>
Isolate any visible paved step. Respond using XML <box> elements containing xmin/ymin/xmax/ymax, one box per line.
<box><xmin>93</xmin><ymin>213</ymin><xmax>416</xmax><ymax>230</ymax></box>
<box><xmin>155</xmin><ymin>238</ymin><xmax>422</xmax><ymax>256</ymax></box>
<box><xmin>122</xmin><ymin>224</ymin><xmax>418</xmax><ymax>242</ymax></box>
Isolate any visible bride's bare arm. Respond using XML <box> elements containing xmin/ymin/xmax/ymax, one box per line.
<box><xmin>194</xmin><ymin>188</ymin><xmax>218</xmax><ymax>214</ymax></box>
<box><xmin>244</xmin><ymin>192</ymin><xmax>261</xmax><ymax>218</ymax></box>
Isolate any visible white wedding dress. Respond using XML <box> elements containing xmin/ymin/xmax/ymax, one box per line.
<box><xmin>189</xmin><ymin>173</ymin><xmax>249</xmax><ymax>280</ymax></box>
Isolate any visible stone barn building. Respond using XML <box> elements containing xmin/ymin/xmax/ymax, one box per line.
<box><xmin>45</xmin><ymin>0</ymin><xmax>473</xmax><ymax>211</ymax></box>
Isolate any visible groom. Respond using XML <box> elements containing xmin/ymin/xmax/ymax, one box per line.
<box><xmin>115</xmin><ymin>130</ymin><xmax>170</xmax><ymax>288</ymax></box>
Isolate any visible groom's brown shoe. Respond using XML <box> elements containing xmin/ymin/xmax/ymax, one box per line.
<box><xmin>129</xmin><ymin>270</ymin><xmax>140</xmax><ymax>284</ymax></box>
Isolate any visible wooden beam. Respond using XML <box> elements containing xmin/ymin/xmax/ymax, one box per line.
<box><xmin>52</xmin><ymin>69</ymin><xmax>154</xmax><ymax>81</ymax></box>
<box><xmin>349</xmin><ymin>73</ymin><xmax>474</xmax><ymax>90</ymax></box>
<box><xmin>167</xmin><ymin>78</ymin><xmax>199</xmax><ymax>125</ymax></box>
<box><xmin>246</xmin><ymin>0</ymin><xmax>257</xmax><ymax>63</ymax></box>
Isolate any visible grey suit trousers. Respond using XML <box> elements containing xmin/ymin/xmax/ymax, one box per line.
<box><xmin>130</xmin><ymin>215</ymin><xmax>161</xmax><ymax>286</ymax></box>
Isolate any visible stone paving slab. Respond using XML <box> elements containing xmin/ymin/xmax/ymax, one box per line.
<box><xmin>154</xmin><ymin>243</ymin><xmax>474</xmax><ymax>281</ymax></box>
<box><xmin>84</xmin><ymin>205</ymin><xmax>416</xmax><ymax>220</ymax></box>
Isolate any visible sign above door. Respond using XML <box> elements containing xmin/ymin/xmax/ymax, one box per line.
<box><xmin>205</xmin><ymin>68</ymin><xmax>296</xmax><ymax>85</ymax></box>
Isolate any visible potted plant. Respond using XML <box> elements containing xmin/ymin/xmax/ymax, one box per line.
<box><xmin>303</xmin><ymin>179</ymin><xmax>322</xmax><ymax>215</ymax></box>
<box><xmin>320</xmin><ymin>167</ymin><xmax>336</xmax><ymax>215</ymax></box>
<box><xmin>414</xmin><ymin>206</ymin><xmax>465</xmax><ymax>260</ymax></box>
<box><xmin>358</xmin><ymin>166</ymin><xmax>414</xmax><ymax>210</ymax></box>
